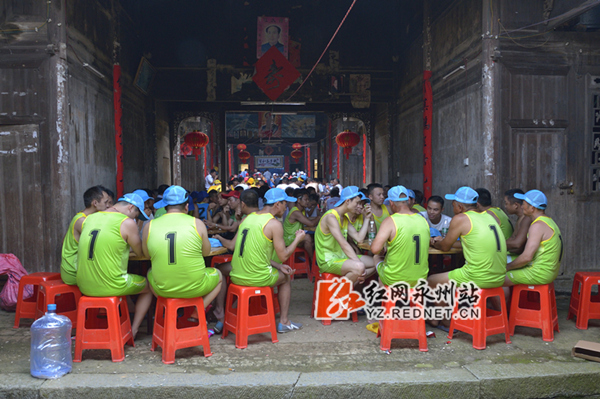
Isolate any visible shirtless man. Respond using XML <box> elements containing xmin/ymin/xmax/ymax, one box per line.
<box><xmin>60</xmin><ymin>185</ymin><xmax>111</xmax><ymax>285</ymax></box>
<box><xmin>315</xmin><ymin>186</ymin><xmax>376</xmax><ymax>284</ymax></box>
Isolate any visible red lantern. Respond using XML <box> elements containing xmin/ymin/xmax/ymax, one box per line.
<box><xmin>264</xmin><ymin>146</ymin><xmax>274</xmax><ymax>155</ymax></box>
<box><xmin>292</xmin><ymin>143</ymin><xmax>302</xmax><ymax>150</ymax></box>
<box><xmin>335</xmin><ymin>130</ymin><xmax>360</xmax><ymax>159</ymax></box>
<box><xmin>184</xmin><ymin>131</ymin><xmax>209</xmax><ymax>160</ymax></box>
<box><xmin>237</xmin><ymin>144</ymin><xmax>247</xmax><ymax>151</ymax></box>
<box><xmin>291</xmin><ymin>149</ymin><xmax>303</xmax><ymax>161</ymax></box>
<box><xmin>239</xmin><ymin>150</ymin><xmax>251</xmax><ymax>162</ymax></box>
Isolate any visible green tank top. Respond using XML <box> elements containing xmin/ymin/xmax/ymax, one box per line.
<box><xmin>60</xmin><ymin>212</ymin><xmax>86</xmax><ymax>284</ymax></box>
<box><xmin>315</xmin><ymin>209</ymin><xmax>349</xmax><ymax>267</ymax></box>
<box><xmin>413</xmin><ymin>204</ymin><xmax>426</xmax><ymax>213</ymax></box>
<box><xmin>530</xmin><ymin>216</ymin><xmax>563</xmax><ymax>279</ymax></box>
<box><xmin>347</xmin><ymin>213</ymin><xmax>364</xmax><ymax>232</ymax></box>
<box><xmin>489</xmin><ymin>207</ymin><xmax>513</xmax><ymax>240</ymax></box>
<box><xmin>372</xmin><ymin>205</ymin><xmax>390</xmax><ymax>230</ymax></box>
<box><xmin>459</xmin><ymin>211</ymin><xmax>507</xmax><ymax>288</ymax></box>
<box><xmin>381</xmin><ymin>213</ymin><xmax>430</xmax><ymax>287</ymax></box>
<box><xmin>283</xmin><ymin>207</ymin><xmax>303</xmax><ymax>246</ymax></box>
<box><xmin>230</xmin><ymin>212</ymin><xmax>275</xmax><ymax>286</ymax></box>
<box><xmin>154</xmin><ymin>207</ymin><xmax>167</xmax><ymax>219</ymax></box>
<box><xmin>146</xmin><ymin>213</ymin><xmax>208</xmax><ymax>298</ymax></box>
<box><xmin>76</xmin><ymin>211</ymin><xmax>131</xmax><ymax>296</ymax></box>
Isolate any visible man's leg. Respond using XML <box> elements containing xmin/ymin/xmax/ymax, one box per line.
<box><xmin>202</xmin><ymin>270</ymin><xmax>223</xmax><ymax>309</ymax></box>
<box><xmin>359</xmin><ymin>255</ymin><xmax>377</xmax><ymax>280</ymax></box>
<box><xmin>130</xmin><ymin>283</ymin><xmax>153</xmax><ymax>339</ymax></box>
<box><xmin>339</xmin><ymin>259</ymin><xmax>366</xmax><ymax>284</ymax></box>
<box><xmin>213</xmin><ymin>262</ymin><xmax>232</xmax><ymax>323</ymax></box>
<box><xmin>273</xmin><ymin>270</ymin><xmax>292</xmax><ymax>326</ymax></box>
<box><xmin>426</xmin><ymin>272</ymin><xmax>451</xmax><ymax>328</ymax></box>
<box><xmin>301</xmin><ymin>235</ymin><xmax>314</xmax><ymax>264</ymax></box>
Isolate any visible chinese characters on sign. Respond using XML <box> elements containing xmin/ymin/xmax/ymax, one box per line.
<box><xmin>253</xmin><ymin>46</ymin><xmax>300</xmax><ymax>101</ymax></box>
<box><xmin>314</xmin><ymin>278</ymin><xmax>482</xmax><ymax>321</ymax></box>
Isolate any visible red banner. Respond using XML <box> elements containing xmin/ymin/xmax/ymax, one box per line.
<box><xmin>362</xmin><ymin>133</ymin><xmax>367</xmax><ymax>185</ymax></box>
<box><xmin>113</xmin><ymin>65</ymin><xmax>124</xmax><ymax>198</ymax></box>
<box><xmin>253</xmin><ymin>46</ymin><xmax>300</xmax><ymax>101</ymax></box>
<box><xmin>423</xmin><ymin>71</ymin><xmax>433</xmax><ymax>200</ymax></box>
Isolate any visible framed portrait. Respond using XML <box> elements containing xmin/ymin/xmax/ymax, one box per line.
<box><xmin>257</xmin><ymin>16</ymin><xmax>288</xmax><ymax>59</ymax></box>
<box><xmin>133</xmin><ymin>57</ymin><xmax>156</xmax><ymax>94</ymax></box>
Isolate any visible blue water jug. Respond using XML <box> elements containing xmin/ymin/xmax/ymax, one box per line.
<box><xmin>30</xmin><ymin>304</ymin><xmax>72</xmax><ymax>379</ymax></box>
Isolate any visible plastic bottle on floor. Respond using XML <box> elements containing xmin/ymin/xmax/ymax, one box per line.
<box><xmin>30</xmin><ymin>304</ymin><xmax>72</xmax><ymax>379</ymax></box>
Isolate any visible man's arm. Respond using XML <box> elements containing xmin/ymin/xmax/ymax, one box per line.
<box><xmin>215</xmin><ymin>233</ymin><xmax>236</xmax><ymax>252</ymax></box>
<box><xmin>507</xmin><ymin>221</ymin><xmax>544</xmax><ymax>271</ymax></box>
<box><xmin>347</xmin><ymin>218</ymin><xmax>370</xmax><ymax>244</ymax></box>
<box><xmin>121</xmin><ymin>218</ymin><xmax>143</xmax><ymax>257</ymax></box>
<box><xmin>195</xmin><ymin>219</ymin><xmax>211</xmax><ymax>256</ymax></box>
<box><xmin>141</xmin><ymin>222</ymin><xmax>151</xmax><ymax>258</ymax></box>
<box><xmin>289</xmin><ymin>209</ymin><xmax>321</xmax><ymax>227</ymax></box>
<box><xmin>325</xmin><ymin>213</ymin><xmax>360</xmax><ymax>261</ymax></box>
<box><xmin>73</xmin><ymin>217</ymin><xmax>85</xmax><ymax>242</ymax></box>
<box><xmin>431</xmin><ymin>214</ymin><xmax>467</xmax><ymax>252</ymax></box>
<box><xmin>506</xmin><ymin>215</ymin><xmax>532</xmax><ymax>254</ymax></box>
<box><xmin>371</xmin><ymin>217</ymin><xmax>393</xmax><ymax>255</ymax></box>
<box><xmin>269</xmin><ymin>219</ymin><xmax>305</xmax><ymax>263</ymax></box>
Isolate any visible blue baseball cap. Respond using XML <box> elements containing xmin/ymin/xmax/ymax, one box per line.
<box><xmin>133</xmin><ymin>189</ymin><xmax>152</xmax><ymax>202</ymax></box>
<box><xmin>407</xmin><ymin>189</ymin><xmax>415</xmax><ymax>199</ymax></box>
<box><xmin>264</xmin><ymin>188</ymin><xmax>297</xmax><ymax>205</ymax></box>
<box><xmin>118</xmin><ymin>193</ymin><xmax>149</xmax><ymax>220</ymax></box>
<box><xmin>386</xmin><ymin>185</ymin><xmax>410</xmax><ymax>202</ymax></box>
<box><xmin>154</xmin><ymin>185</ymin><xmax>189</xmax><ymax>209</ymax></box>
<box><xmin>335</xmin><ymin>186</ymin><xmax>367</xmax><ymax>207</ymax></box>
<box><xmin>514</xmin><ymin>189</ymin><xmax>547</xmax><ymax>210</ymax></box>
<box><xmin>445</xmin><ymin>186</ymin><xmax>479</xmax><ymax>204</ymax></box>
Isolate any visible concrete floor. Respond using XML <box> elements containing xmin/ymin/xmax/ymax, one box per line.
<box><xmin>2</xmin><ymin>279</ymin><xmax>600</xmax><ymax>398</ymax></box>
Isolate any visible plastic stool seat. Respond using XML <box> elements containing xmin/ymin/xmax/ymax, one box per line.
<box><xmin>36</xmin><ymin>280</ymin><xmax>82</xmax><ymax>326</ymax></box>
<box><xmin>210</xmin><ymin>254</ymin><xmax>233</xmax><ymax>269</ymax></box>
<box><xmin>14</xmin><ymin>272</ymin><xmax>61</xmax><ymax>328</ymax></box>
<box><xmin>222</xmin><ymin>284</ymin><xmax>279</xmax><ymax>349</ymax></box>
<box><xmin>567</xmin><ymin>272</ymin><xmax>600</xmax><ymax>330</ymax></box>
<box><xmin>151</xmin><ymin>297</ymin><xmax>212</xmax><ymax>364</ymax></box>
<box><xmin>448</xmin><ymin>287</ymin><xmax>511</xmax><ymax>350</ymax></box>
<box><xmin>308</xmin><ymin>250</ymin><xmax>318</xmax><ymax>282</ymax></box>
<box><xmin>377</xmin><ymin>290</ymin><xmax>427</xmax><ymax>352</ymax></box>
<box><xmin>74</xmin><ymin>296</ymin><xmax>134</xmax><ymax>362</ymax></box>
<box><xmin>287</xmin><ymin>248</ymin><xmax>311</xmax><ymax>280</ymax></box>
<box><xmin>509</xmin><ymin>283</ymin><xmax>559</xmax><ymax>342</ymax></box>
<box><xmin>313</xmin><ymin>272</ymin><xmax>359</xmax><ymax>325</ymax></box>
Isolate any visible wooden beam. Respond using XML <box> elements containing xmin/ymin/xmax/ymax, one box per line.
<box><xmin>544</xmin><ymin>0</ymin><xmax>600</xmax><ymax>31</ymax></box>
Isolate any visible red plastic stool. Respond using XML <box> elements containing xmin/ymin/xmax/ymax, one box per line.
<box><xmin>249</xmin><ymin>285</ymin><xmax>280</xmax><ymax>315</ymax></box>
<box><xmin>313</xmin><ymin>272</ymin><xmax>359</xmax><ymax>325</ymax></box>
<box><xmin>567</xmin><ymin>272</ymin><xmax>600</xmax><ymax>329</ymax></box>
<box><xmin>151</xmin><ymin>296</ymin><xmax>212</xmax><ymax>364</ymax></box>
<box><xmin>509</xmin><ymin>283</ymin><xmax>559</xmax><ymax>341</ymax></box>
<box><xmin>308</xmin><ymin>251</ymin><xmax>318</xmax><ymax>282</ymax></box>
<box><xmin>448</xmin><ymin>287</ymin><xmax>511</xmax><ymax>350</ymax></box>
<box><xmin>210</xmin><ymin>254</ymin><xmax>233</xmax><ymax>268</ymax></box>
<box><xmin>36</xmin><ymin>280</ymin><xmax>82</xmax><ymax>325</ymax></box>
<box><xmin>73</xmin><ymin>296</ymin><xmax>134</xmax><ymax>362</ymax></box>
<box><xmin>286</xmin><ymin>248</ymin><xmax>311</xmax><ymax>280</ymax></box>
<box><xmin>13</xmin><ymin>272</ymin><xmax>61</xmax><ymax>328</ymax></box>
<box><xmin>222</xmin><ymin>284</ymin><xmax>279</xmax><ymax>349</ymax></box>
<box><xmin>378</xmin><ymin>293</ymin><xmax>428</xmax><ymax>352</ymax></box>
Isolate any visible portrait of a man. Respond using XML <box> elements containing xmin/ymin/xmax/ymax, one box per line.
<box><xmin>257</xmin><ymin>17</ymin><xmax>289</xmax><ymax>59</ymax></box>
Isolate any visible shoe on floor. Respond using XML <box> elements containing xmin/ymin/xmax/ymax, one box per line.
<box><xmin>277</xmin><ymin>321</ymin><xmax>302</xmax><ymax>333</ymax></box>
<box><xmin>213</xmin><ymin>321</ymin><xmax>224</xmax><ymax>335</ymax></box>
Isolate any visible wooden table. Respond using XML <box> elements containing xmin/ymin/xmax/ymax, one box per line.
<box><xmin>207</xmin><ymin>228</ymin><xmax>226</xmax><ymax>236</ymax></box>
<box><xmin>129</xmin><ymin>246</ymin><xmax>228</xmax><ymax>261</ymax></box>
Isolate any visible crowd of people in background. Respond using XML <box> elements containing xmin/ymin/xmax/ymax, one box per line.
<box><xmin>59</xmin><ymin>165</ymin><xmax>563</xmax><ymax>338</ymax></box>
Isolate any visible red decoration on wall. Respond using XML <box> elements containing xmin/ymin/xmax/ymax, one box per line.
<box><xmin>253</xmin><ymin>46</ymin><xmax>301</xmax><ymax>101</ymax></box>
<box><xmin>362</xmin><ymin>133</ymin><xmax>367</xmax><ymax>185</ymax></box>
<box><xmin>184</xmin><ymin>131</ymin><xmax>209</xmax><ymax>160</ymax></box>
<box><xmin>335</xmin><ymin>130</ymin><xmax>360</xmax><ymax>159</ymax></box>
<box><xmin>180</xmin><ymin>142</ymin><xmax>193</xmax><ymax>158</ymax></box>
<box><xmin>237</xmin><ymin>143</ymin><xmax>247</xmax><ymax>151</ymax></box>
<box><xmin>291</xmin><ymin>149</ymin><xmax>303</xmax><ymax>161</ymax></box>
<box><xmin>113</xmin><ymin>65</ymin><xmax>124</xmax><ymax>198</ymax></box>
<box><xmin>306</xmin><ymin>145</ymin><xmax>311</xmax><ymax>175</ymax></box>
<box><xmin>423</xmin><ymin>70</ymin><xmax>433</xmax><ymax>200</ymax></box>
<box><xmin>292</xmin><ymin>143</ymin><xmax>302</xmax><ymax>150</ymax></box>
<box><xmin>264</xmin><ymin>146</ymin><xmax>274</xmax><ymax>155</ymax></box>
<box><xmin>239</xmin><ymin>150</ymin><xmax>251</xmax><ymax>162</ymax></box>
<box><xmin>228</xmin><ymin>145</ymin><xmax>232</xmax><ymax>177</ymax></box>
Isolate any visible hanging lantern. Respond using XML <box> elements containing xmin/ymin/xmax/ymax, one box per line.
<box><xmin>237</xmin><ymin>144</ymin><xmax>247</xmax><ymax>151</ymax></box>
<box><xmin>183</xmin><ymin>131</ymin><xmax>209</xmax><ymax>160</ymax></box>
<box><xmin>264</xmin><ymin>146</ymin><xmax>274</xmax><ymax>155</ymax></box>
<box><xmin>335</xmin><ymin>130</ymin><xmax>360</xmax><ymax>159</ymax></box>
<box><xmin>238</xmin><ymin>150</ymin><xmax>251</xmax><ymax>162</ymax></box>
<box><xmin>291</xmin><ymin>149</ymin><xmax>303</xmax><ymax>161</ymax></box>
<box><xmin>292</xmin><ymin>143</ymin><xmax>302</xmax><ymax>150</ymax></box>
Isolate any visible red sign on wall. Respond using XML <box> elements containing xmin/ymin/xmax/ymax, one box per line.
<box><xmin>253</xmin><ymin>46</ymin><xmax>300</xmax><ymax>101</ymax></box>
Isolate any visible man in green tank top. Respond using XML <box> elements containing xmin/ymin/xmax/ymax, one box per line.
<box><xmin>230</xmin><ymin>188</ymin><xmax>306</xmax><ymax>333</ymax></box>
<box><xmin>475</xmin><ymin>188</ymin><xmax>513</xmax><ymax>240</ymax></box>
<box><xmin>503</xmin><ymin>188</ymin><xmax>533</xmax><ymax>256</ymax></box>
<box><xmin>371</xmin><ymin>186</ymin><xmax>429</xmax><ymax>287</ymax></box>
<box><xmin>76</xmin><ymin>193</ymin><xmax>152</xmax><ymax>339</ymax></box>
<box><xmin>429</xmin><ymin>186</ymin><xmax>507</xmax><ymax>290</ymax></box>
<box><xmin>60</xmin><ymin>185</ymin><xmax>111</xmax><ymax>285</ymax></box>
<box><xmin>315</xmin><ymin>186</ymin><xmax>376</xmax><ymax>284</ymax></box>
<box><xmin>367</xmin><ymin>183</ymin><xmax>392</xmax><ymax>230</ymax></box>
<box><xmin>142</xmin><ymin>186</ymin><xmax>222</xmax><ymax>319</ymax></box>
<box><xmin>504</xmin><ymin>190</ymin><xmax>563</xmax><ymax>288</ymax></box>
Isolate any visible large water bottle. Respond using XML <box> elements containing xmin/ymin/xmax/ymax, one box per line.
<box><xmin>368</xmin><ymin>220</ymin><xmax>376</xmax><ymax>245</ymax></box>
<box><xmin>30</xmin><ymin>304</ymin><xmax>72</xmax><ymax>379</ymax></box>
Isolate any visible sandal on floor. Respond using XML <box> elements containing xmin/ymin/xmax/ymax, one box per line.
<box><xmin>213</xmin><ymin>321</ymin><xmax>224</xmax><ymax>334</ymax></box>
